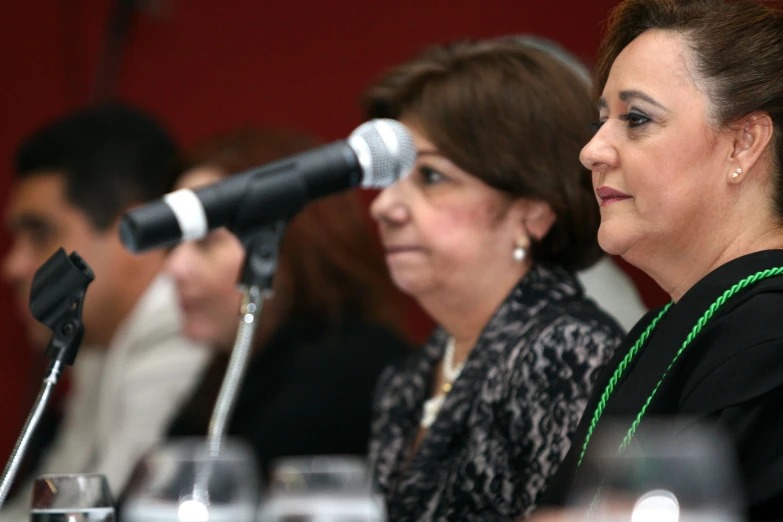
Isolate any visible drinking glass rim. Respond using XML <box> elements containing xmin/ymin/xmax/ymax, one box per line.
<box><xmin>34</xmin><ymin>473</ymin><xmax>109</xmax><ymax>481</ymax></box>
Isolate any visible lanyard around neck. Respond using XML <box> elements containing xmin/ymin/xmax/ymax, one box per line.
<box><xmin>577</xmin><ymin>266</ymin><xmax>783</xmax><ymax>467</ymax></box>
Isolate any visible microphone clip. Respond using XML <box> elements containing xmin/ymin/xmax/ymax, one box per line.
<box><xmin>29</xmin><ymin>248</ymin><xmax>95</xmax><ymax>366</ymax></box>
<box><xmin>238</xmin><ymin>221</ymin><xmax>286</xmax><ymax>292</ymax></box>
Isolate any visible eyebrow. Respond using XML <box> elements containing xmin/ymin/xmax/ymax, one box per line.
<box><xmin>598</xmin><ymin>90</ymin><xmax>669</xmax><ymax>111</ymax></box>
<box><xmin>7</xmin><ymin>213</ymin><xmax>56</xmax><ymax>234</ymax></box>
<box><xmin>417</xmin><ymin>149</ymin><xmax>445</xmax><ymax>158</ymax></box>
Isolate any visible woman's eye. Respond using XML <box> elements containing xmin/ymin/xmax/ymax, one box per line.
<box><xmin>420</xmin><ymin>166</ymin><xmax>446</xmax><ymax>184</ymax></box>
<box><xmin>620</xmin><ymin>111</ymin><xmax>651</xmax><ymax>128</ymax></box>
<box><xmin>591</xmin><ymin>120</ymin><xmax>606</xmax><ymax>133</ymax></box>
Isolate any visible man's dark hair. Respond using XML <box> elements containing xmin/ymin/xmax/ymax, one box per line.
<box><xmin>14</xmin><ymin>103</ymin><xmax>180</xmax><ymax>230</ymax></box>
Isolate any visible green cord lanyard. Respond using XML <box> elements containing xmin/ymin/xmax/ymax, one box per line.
<box><xmin>577</xmin><ymin>266</ymin><xmax>783</xmax><ymax>520</ymax></box>
<box><xmin>577</xmin><ymin>266</ymin><xmax>783</xmax><ymax>467</ymax></box>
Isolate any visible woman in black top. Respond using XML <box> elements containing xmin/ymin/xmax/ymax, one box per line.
<box><xmin>363</xmin><ymin>38</ymin><xmax>625</xmax><ymax>521</ymax></box>
<box><xmin>536</xmin><ymin>0</ymin><xmax>783</xmax><ymax>519</ymax></box>
<box><xmin>541</xmin><ymin>252</ymin><xmax>783</xmax><ymax>518</ymax></box>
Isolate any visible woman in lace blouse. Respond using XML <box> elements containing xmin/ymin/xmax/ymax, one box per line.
<box><xmin>363</xmin><ymin>38</ymin><xmax>626</xmax><ymax>521</ymax></box>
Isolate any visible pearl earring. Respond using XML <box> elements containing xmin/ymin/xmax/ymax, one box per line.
<box><xmin>513</xmin><ymin>244</ymin><xmax>526</xmax><ymax>262</ymax></box>
<box><xmin>732</xmin><ymin>167</ymin><xmax>742</xmax><ymax>180</ymax></box>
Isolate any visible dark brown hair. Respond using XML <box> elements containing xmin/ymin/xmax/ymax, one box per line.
<box><xmin>16</xmin><ymin>103</ymin><xmax>179</xmax><ymax>230</ymax></box>
<box><xmin>362</xmin><ymin>37</ymin><xmax>603</xmax><ymax>271</ymax></box>
<box><xmin>594</xmin><ymin>0</ymin><xmax>783</xmax><ymax>215</ymax></box>
<box><xmin>187</xmin><ymin>127</ymin><xmax>406</xmax><ymax>334</ymax></box>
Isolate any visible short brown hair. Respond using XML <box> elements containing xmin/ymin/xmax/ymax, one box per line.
<box><xmin>594</xmin><ymin>0</ymin><xmax>783</xmax><ymax>216</ymax></box>
<box><xmin>186</xmin><ymin>128</ymin><xmax>406</xmax><ymax>334</ymax></box>
<box><xmin>362</xmin><ymin>37</ymin><xmax>602</xmax><ymax>271</ymax></box>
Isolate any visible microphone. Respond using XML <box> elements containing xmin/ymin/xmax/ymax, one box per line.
<box><xmin>119</xmin><ymin>119</ymin><xmax>415</xmax><ymax>253</ymax></box>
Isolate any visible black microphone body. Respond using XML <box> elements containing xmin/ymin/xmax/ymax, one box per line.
<box><xmin>120</xmin><ymin>119</ymin><xmax>414</xmax><ymax>253</ymax></box>
<box><xmin>203</xmin><ymin>141</ymin><xmax>360</xmax><ymax>235</ymax></box>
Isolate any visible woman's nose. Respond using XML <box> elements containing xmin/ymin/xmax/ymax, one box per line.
<box><xmin>370</xmin><ymin>181</ymin><xmax>410</xmax><ymax>226</ymax></box>
<box><xmin>580</xmin><ymin>124</ymin><xmax>619</xmax><ymax>172</ymax></box>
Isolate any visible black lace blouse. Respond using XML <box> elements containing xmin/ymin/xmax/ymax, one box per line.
<box><xmin>368</xmin><ymin>264</ymin><xmax>625</xmax><ymax>521</ymax></box>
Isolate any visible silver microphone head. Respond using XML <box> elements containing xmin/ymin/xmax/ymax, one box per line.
<box><xmin>347</xmin><ymin>119</ymin><xmax>416</xmax><ymax>188</ymax></box>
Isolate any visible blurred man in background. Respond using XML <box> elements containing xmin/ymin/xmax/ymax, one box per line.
<box><xmin>0</xmin><ymin>103</ymin><xmax>208</xmax><ymax>519</ymax></box>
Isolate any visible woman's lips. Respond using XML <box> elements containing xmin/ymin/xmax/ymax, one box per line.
<box><xmin>596</xmin><ymin>186</ymin><xmax>632</xmax><ymax>207</ymax></box>
<box><xmin>384</xmin><ymin>245</ymin><xmax>424</xmax><ymax>256</ymax></box>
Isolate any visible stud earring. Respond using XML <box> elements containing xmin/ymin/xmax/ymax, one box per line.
<box><xmin>732</xmin><ymin>167</ymin><xmax>742</xmax><ymax>180</ymax></box>
<box><xmin>513</xmin><ymin>243</ymin><xmax>526</xmax><ymax>262</ymax></box>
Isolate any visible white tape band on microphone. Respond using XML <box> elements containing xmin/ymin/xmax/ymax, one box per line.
<box><xmin>163</xmin><ymin>189</ymin><xmax>209</xmax><ymax>242</ymax></box>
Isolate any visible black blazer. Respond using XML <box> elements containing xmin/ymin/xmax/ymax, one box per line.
<box><xmin>167</xmin><ymin>319</ymin><xmax>412</xmax><ymax>477</ymax></box>
<box><xmin>542</xmin><ymin>250</ymin><xmax>783</xmax><ymax>521</ymax></box>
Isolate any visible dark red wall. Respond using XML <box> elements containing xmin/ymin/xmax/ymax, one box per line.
<box><xmin>0</xmin><ymin>0</ymin><xmax>668</xmax><ymax>463</ymax></box>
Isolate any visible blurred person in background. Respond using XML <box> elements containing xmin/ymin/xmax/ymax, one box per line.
<box><xmin>0</xmin><ymin>103</ymin><xmax>208</xmax><ymax>519</ymax></box>
<box><xmin>363</xmin><ymin>38</ymin><xmax>625</xmax><ymax>521</ymax></box>
<box><xmin>164</xmin><ymin>127</ymin><xmax>414</xmax><ymax>479</ymax></box>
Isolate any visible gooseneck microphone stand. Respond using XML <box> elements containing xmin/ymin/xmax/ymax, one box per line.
<box><xmin>207</xmin><ymin>222</ymin><xmax>285</xmax><ymax>449</ymax></box>
<box><xmin>0</xmin><ymin>249</ymin><xmax>94</xmax><ymax>509</ymax></box>
<box><xmin>191</xmin><ymin>222</ymin><xmax>286</xmax><ymax>505</ymax></box>
<box><xmin>204</xmin><ymin>157</ymin><xmax>304</xmax><ymax>453</ymax></box>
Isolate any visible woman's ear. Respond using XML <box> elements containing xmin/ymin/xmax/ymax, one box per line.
<box><xmin>518</xmin><ymin>200</ymin><xmax>556</xmax><ymax>241</ymax></box>
<box><xmin>731</xmin><ymin>111</ymin><xmax>774</xmax><ymax>181</ymax></box>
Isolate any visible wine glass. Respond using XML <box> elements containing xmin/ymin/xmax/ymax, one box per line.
<box><xmin>257</xmin><ymin>455</ymin><xmax>386</xmax><ymax>522</ymax></box>
<box><xmin>29</xmin><ymin>473</ymin><xmax>114</xmax><ymax>522</ymax></box>
<box><xmin>567</xmin><ymin>418</ymin><xmax>744</xmax><ymax>522</ymax></box>
<box><xmin>120</xmin><ymin>438</ymin><xmax>259</xmax><ymax>522</ymax></box>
